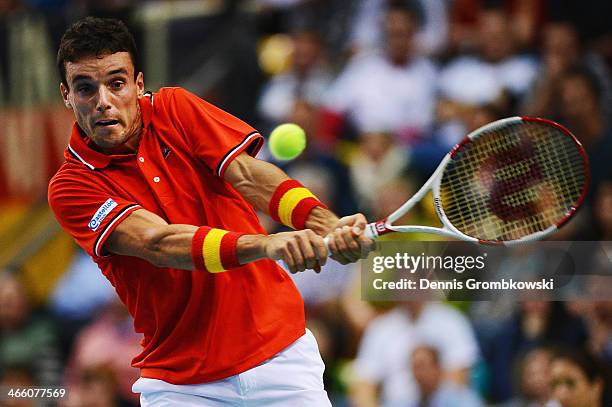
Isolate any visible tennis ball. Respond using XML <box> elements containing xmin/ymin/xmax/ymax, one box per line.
<box><xmin>269</xmin><ymin>123</ymin><xmax>306</xmax><ymax>160</ymax></box>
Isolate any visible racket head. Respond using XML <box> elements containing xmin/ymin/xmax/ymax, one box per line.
<box><xmin>433</xmin><ymin>116</ymin><xmax>589</xmax><ymax>245</ymax></box>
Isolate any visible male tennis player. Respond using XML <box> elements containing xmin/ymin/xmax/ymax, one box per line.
<box><xmin>48</xmin><ymin>17</ymin><xmax>374</xmax><ymax>406</ymax></box>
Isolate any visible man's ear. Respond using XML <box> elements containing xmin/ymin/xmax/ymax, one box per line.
<box><xmin>60</xmin><ymin>83</ymin><xmax>72</xmax><ymax>110</ymax></box>
<box><xmin>136</xmin><ymin>72</ymin><xmax>144</xmax><ymax>98</ymax></box>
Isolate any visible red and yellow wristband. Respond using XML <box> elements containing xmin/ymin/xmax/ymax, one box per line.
<box><xmin>269</xmin><ymin>180</ymin><xmax>327</xmax><ymax>230</ymax></box>
<box><xmin>191</xmin><ymin>226</ymin><xmax>244</xmax><ymax>273</ymax></box>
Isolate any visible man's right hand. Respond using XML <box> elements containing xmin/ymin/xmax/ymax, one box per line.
<box><xmin>263</xmin><ymin>230</ymin><xmax>328</xmax><ymax>273</ymax></box>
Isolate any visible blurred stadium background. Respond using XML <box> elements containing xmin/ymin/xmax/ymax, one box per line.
<box><xmin>0</xmin><ymin>0</ymin><xmax>611</xmax><ymax>406</ymax></box>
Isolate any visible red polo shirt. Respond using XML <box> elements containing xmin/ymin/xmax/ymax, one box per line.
<box><xmin>48</xmin><ymin>88</ymin><xmax>305</xmax><ymax>384</ymax></box>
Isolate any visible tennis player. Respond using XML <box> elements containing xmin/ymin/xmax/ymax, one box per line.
<box><xmin>48</xmin><ymin>17</ymin><xmax>374</xmax><ymax>406</ymax></box>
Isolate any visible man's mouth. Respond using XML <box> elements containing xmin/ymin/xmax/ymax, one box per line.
<box><xmin>95</xmin><ymin>119</ymin><xmax>120</xmax><ymax>127</ymax></box>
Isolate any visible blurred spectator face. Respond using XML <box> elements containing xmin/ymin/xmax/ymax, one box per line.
<box><xmin>559</xmin><ymin>74</ymin><xmax>600</xmax><ymax>141</ymax></box>
<box><xmin>77</xmin><ymin>366</ymin><xmax>119</xmax><ymax>407</ymax></box>
<box><xmin>593</xmin><ymin>301</ymin><xmax>612</xmax><ymax>327</ymax></box>
<box><xmin>543</xmin><ymin>23</ymin><xmax>580</xmax><ymax>77</ymax></box>
<box><xmin>291</xmin><ymin>32</ymin><xmax>322</xmax><ymax>75</ymax></box>
<box><xmin>360</xmin><ymin>132</ymin><xmax>395</xmax><ymax>163</ymax></box>
<box><xmin>522</xmin><ymin>300</ymin><xmax>551</xmax><ymax>315</ymax></box>
<box><xmin>521</xmin><ymin>349</ymin><xmax>553</xmax><ymax>402</ymax></box>
<box><xmin>560</xmin><ymin>75</ymin><xmax>598</xmax><ymax>120</ymax></box>
<box><xmin>467</xmin><ymin>105</ymin><xmax>501</xmax><ymax>132</ymax></box>
<box><xmin>374</xmin><ymin>178</ymin><xmax>415</xmax><ymax>222</ymax></box>
<box><xmin>288</xmin><ymin>100</ymin><xmax>318</xmax><ymax>142</ymax></box>
<box><xmin>551</xmin><ymin>358</ymin><xmax>602</xmax><ymax>407</ymax></box>
<box><xmin>411</xmin><ymin>346</ymin><xmax>442</xmax><ymax>398</ymax></box>
<box><xmin>385</xmin><ymin>9</ymin><xmax>417</xmax><ymax>65</ymax></box>
<box><xmin>478</xmin><ymin>10</ymin><xmax>514</xmax><ymax>62</ymax></box>
<box><xmin>0</xmin><ymin>274</ymin><xmax>30</xmax><ymax>331</ymax></box>
<box><xmin>594</xmin><ymin>182</ymin><xmax>612</xmax><ymax>237</ymax></box>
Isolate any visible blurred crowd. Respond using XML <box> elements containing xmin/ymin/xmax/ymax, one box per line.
<box><xmin>1</xmin><ymin>0</ymin><xmax>612</xmax><ymax>406</ymax></box>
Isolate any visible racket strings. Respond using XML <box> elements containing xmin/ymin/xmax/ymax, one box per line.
<box><xmin>439</xmin><ymin>121</ymin><xmax>586</xmax><ymax>241</ymax></box>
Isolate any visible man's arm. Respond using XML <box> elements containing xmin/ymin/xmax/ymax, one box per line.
<box><xmin>223</xmin><ymin>152</ymin><xmax>338</xmax><ymax>235</ymax></box>
<box><xmin>224</xmin><ymin>153</ymin><xmax>375</xmax><ymax>263</ymax></box>
<box><xmin>104</xmin><ymin>208</ymin><xmax>328</xmax><ymax>273</ymax></box>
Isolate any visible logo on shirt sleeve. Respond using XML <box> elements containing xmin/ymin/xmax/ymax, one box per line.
<box><xmin>89</xmin><ymin>198</ymin><xmax>118</xmax><ymax>231</ymax></box>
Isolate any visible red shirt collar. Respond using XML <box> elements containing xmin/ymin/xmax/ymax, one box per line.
<box><xmin>67</xmin><ymin>93</ymin><xmax>154</xmax><ymax>170</ymax></box>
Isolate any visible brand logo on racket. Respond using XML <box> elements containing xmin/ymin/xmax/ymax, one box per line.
<box><xmin>374</xmin><ymin>220</ymin><xmax>392</xmax><ymax>236</ymax></box>
<box><xmin>433</xmin><ymin>197</ymin><xmax>443</xmax><ymax>217</ymax></box>
<box><xmin>482</xmin><ymin>136</ymin><xmax>544</xmax><ymax>221</ymax></box>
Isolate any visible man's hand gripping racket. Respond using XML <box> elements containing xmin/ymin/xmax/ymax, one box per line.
<box><xmin>325</xmin><ymin>117</ymin><xmax>589</xmax><ymax>253</ymax></box>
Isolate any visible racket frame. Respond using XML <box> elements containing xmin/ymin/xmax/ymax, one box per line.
<box><xmin>364</xmin><ymin>116</ymin><xmax>589</xmax><ymax>246</ymax></box>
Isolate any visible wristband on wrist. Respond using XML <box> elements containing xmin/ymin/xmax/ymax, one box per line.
<box><xmin>269</xmin><ymin>179</ymin><xmax>328</xmax><ymax>230</ymax></box>
<box><xmin>191</xmin><ymin>226</ymin><xmax>244</xmax><ymax>273</ymax></box>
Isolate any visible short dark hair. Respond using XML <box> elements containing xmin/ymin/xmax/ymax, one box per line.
<box><xmin>553</xmin><ymin>348</ymin><xmax>603</xmax><ymax>383</ymax></box>
<box><xmin>57</xmin><ymin>17</ymin><xmax>138</xmax><ymax>87</ymax></box>
<box><xmin>386</xmin><ymin>0</ymin><xmax>423</xmax><ymax>26</ymax></box>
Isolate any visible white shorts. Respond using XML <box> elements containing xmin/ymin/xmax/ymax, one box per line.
<box><xmin>133</xmin><ymin>329</ymin><xmax>332</xmax><ymax>406</ymax></box>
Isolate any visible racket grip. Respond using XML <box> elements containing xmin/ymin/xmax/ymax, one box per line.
<box><xmin>322</xmin><ymin>223</ymin><xmax>378</xmax><ymax>256</ymax></box>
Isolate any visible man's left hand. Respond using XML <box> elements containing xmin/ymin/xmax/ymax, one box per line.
<box><xmin>326</xmin><ymin>213</ymin><xmax>376</xmax><ymax>264</ymax></box>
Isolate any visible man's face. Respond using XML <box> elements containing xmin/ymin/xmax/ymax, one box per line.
<box><xmin>478</xmin><ymin>10</ymin><xmax>513</xmax><ymax>62</ymax></box>
<box><xmin>60</xmin><ymin>52</ymin><xmax>144</xmax><ymax>153</ymax></box>
<box><xmin>411</xmin><ymin>347</ymin><xmax>441</xmax><ymax>397</ymax></box>
<box><xmin>551</xmin><ymin>359</ymin><xmax>601</xmax><ymax>407</ymax></box>
<box><xmin>385</xmin><ymin>10</ymin><xmax>416</xmax><ymax>65</ymax></box>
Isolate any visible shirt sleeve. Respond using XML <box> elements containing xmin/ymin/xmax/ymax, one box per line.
<box><xmin>48</xmin><ymin>175</ymin><xmax>141</xmax><ymax>259</ymax></box>
<box><xmin>168</xmin><ymin>87</ymin><xmax>264</xmax><ymax>178</ymax></box>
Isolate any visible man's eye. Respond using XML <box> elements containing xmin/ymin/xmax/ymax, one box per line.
<box><xmin>77</xmin><ymin>85</ymin><xmax>92</xmax><ymax>93</ymax></box>
<box><xmin>111</xmin><ymin>81</ymin><xmax>125</xmax><ymax>90</ymax></box>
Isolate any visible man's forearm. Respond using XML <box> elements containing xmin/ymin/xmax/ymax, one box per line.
<box><xmin>148</xmin><ymin>228</ymin><xmax>267</xmax><ymax>270</ymax></box>
<box><xmin>236</xmin><ymin>234</ymin><xmax>267</xmax><ymax>265</ymax></box>
<box><xmin>224</xmin><ymin>153</ymin><xmax>289</xmax><ymax>213</ymax></box>
<box><xmin>225</xmin><ymin>154</ymin><xmax>337</xmax><ymax>232</ymax></box>
<box><xmin>305</xmin><ymin>206</ymin><xmax>339</xmax><ymax>236</ymax></box>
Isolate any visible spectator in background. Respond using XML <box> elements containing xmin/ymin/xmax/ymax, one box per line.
<box><xmin>63</xmin><ymin>298</ymin><xmax>142</xmax><ymax>406</ymax></box>
<box><xmin>485</xmin><ymin>301</ymin><xmax>588</xmax><ymax>402</ymax></box>
<box><xmin>437</xmin><ymin>4</ymin><xmax>537</xmax><ymax>144</ymax></box>
<box><xmin>501</xmin><ymin>348</ymin><xmax>558</xmax><ymax>407</ymax></box>
<box><xmin>0</xmin><ymin>272</ymin><xmax>61</xmax><ymax>389</ymax></box>
<box><xmin>550</xmin><ymin>349</ymin><xmax>607</xmax><ymax>407</ymax></box>
<box><xmin>591</xmin><ymin>178</ymin><xmax>612</xmax><ymax>240</ymax></box>
<box><xmin>322</xmin><ymin>0</ymin><xmax>437</xmax><ymax>147</ymax></box>
<box><xmin>406</xmin><ymin>345</ymin><xmax>483</xmax><ymax>407</ymax></box>
<box><xmin>447</xmin><ymin>0</ymin><xmax>545</xmax><ymax>54</ymax></box>
<box><xmin>62</xmin><ymin>365</ymin><xmax>124</xmax><ymax>407</ymax></box>
<box><xmin>523</xmin><ymin>20</ymin><xmax>612</xmax><ymax>121</ymax></box>
<box><xmin>350</xmin><ymin>301</ymin><xmax>479</xmax><ymax>407</ymax></box>
<box><xmin>573</xmin><ymin>301</ymin><xmax>612</xmax><ymax>367</ymax></box>
<box><xmin>557</xmin><ymin>67</ymin><xmax>612</xmax><ymax>197</ymax></box>
<box><xmin>349</xmin><ymin>0</ymin><xmax>449</xmax><ymax>57</ymax></box>
<box><xmin>349</xmin><ymin>133</ymin><xmax>410</xmax><ymax>214</ymax></box>
<box><xmin>257</xmin><ymin>29</ymin><xmax>332</xmax><ymax>130</ymax></box>
<box><xmin>49</xmin><ymin>249</ymin><xmax>116</xmax><ymax>359</ymax></box>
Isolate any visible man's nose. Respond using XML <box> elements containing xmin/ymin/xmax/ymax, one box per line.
<box><xmin>96</xmin><ymin>87</ymin><xmax>112</xmax><ymax>111</ymax></box>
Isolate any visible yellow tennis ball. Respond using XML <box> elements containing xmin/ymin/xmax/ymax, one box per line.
<box><xmin>269</xmin><ymin>123</ymin><xmax>306</xmax><ymax>160</ymax></box>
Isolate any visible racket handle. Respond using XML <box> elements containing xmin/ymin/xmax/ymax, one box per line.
<box><xmin>322</xmin><ymin>223</ymin><xmax>378</xmax><ymax>255</ymax></box>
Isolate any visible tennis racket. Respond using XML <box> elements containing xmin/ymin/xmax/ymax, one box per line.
<box><xmin>338</xmin><ymin>117</ymin><xmax>589</xmax><ymax>246</ymax></box>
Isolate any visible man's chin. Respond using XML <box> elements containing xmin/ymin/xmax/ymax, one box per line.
<box><xmin>92</xmin><ymin>131</ymin><xmax>126</xmax><ymax>150</ymax></box>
